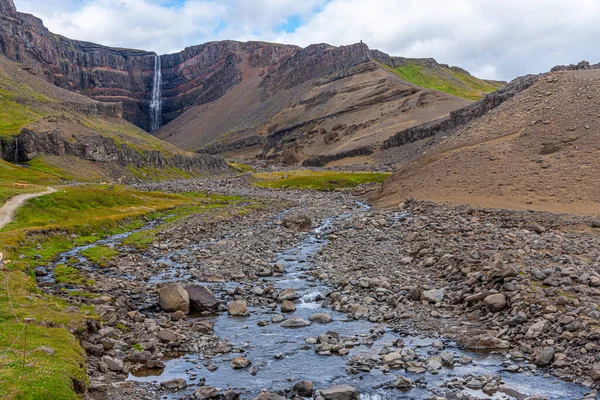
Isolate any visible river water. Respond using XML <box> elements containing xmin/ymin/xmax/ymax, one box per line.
<box><xmin>40</xmin><ymin>207</ymin><xmax>592</xmax><ymax>399</ymax></box>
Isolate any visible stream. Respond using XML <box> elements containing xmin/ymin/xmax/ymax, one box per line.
<box><xmin>39</xmin><ymin>206</ymin><xmax>592</xmax><ymax>399</ymax></box>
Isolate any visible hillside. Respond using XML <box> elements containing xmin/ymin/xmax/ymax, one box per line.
<box><xmin>157</xmin><ymin>43</ymin><xmax>476</xmax><ymax>166</ymax></box>
<box><xmin>0</xmin><ymin>54</ymin><xmax>228</xmax><ymax>182</ymax></box>
<box><xmin>376</xmin><ymin>67</ymin><xmax>600</xmax><ymax>215</ymax></box>
<box><xmin>370</xmin><ymin>51</ymin><xmax>504</xmax><ymax>100</ymax></box>
<box><xmin>0</xmin><ymin>1</ymin><xmax>500</xmax><ymax>167</ymax></box>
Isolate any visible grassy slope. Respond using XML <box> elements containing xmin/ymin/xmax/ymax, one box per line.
<box><xmin>253</xmin><ymin>170</ymin><xmax>390</xmax><ymax>191</ymax></box>
<box><xmin>0</xmin><ymin>160</ymin><xmax>59</xmax><ymax>205</ymax></box>
<box><xmin>384</xmin><ymin>64</ymin><xmax>502</xmax><ymax>101</ymax></box>
<box><xmin>0</xmin><ymin>186</ymin><xmax>245</xmax><ymax>399</ymax></box>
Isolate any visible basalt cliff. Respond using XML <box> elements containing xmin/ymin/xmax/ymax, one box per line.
<box><xmin>0</xmin><ymin>0</ymin><xmax>504</xmax><ymax>166</ymax></box>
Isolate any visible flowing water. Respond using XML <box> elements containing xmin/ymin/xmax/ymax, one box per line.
<box><xmin>40</xmin><ymin>208</ymin><xmax>593</xmax><ymax>399</ymax></box>
<box><xmin>150</xmin><ymin>55</ymin><xmax>162</xmax><ymax>132</ymax></box>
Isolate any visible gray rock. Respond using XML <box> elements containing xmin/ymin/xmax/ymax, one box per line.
<box><xmin>230</xmin><ymin>356</ymin><xmax>251</xmax><ymax>369</ymax></box>
<box><xmin>193</xmin><ymin>386</ymin><xmax>220</xmax><ymax>399</ymax></box>
<box><xmin>280</xmin><ymin>300</ymin><xmax>296</xmax><ymax>312</ymax></box>
<box><xmin>534</xmin><ymin>347</ymin><xmax>555</xmax><ymax>366</ymax></box>
<box><xmin>282</xmin><ymin>214</ymin><xmax>312</xmax><ymax>231</ymax></box>
<box><xmin>394</xmin><ymin>376</ymin><xmax>414</xmax><ymax>390</ymax></box>
<box><xmin>281</xmin><ymin>317</ymin><xmax>312</xmax><ymax>328</ymax></box>
<box><xmin>483</xmin><ymin>293</ymin><xmax>507</xmax><ymax>312</ymax></box>
<box><xmin>158</xmin><ymin>284</ymin><xmax>190</xmax><ymax>313</ymax></box>
<box><xmin>320</xmin><ymin>385</ymin><xmax>360</xmax><ymax>400</ymax></box>
<box><xmin>185</xmin><ymin>285</ymin><xmax>220</xmax><ymax>312</ymax></box>
<box><xmin>227</xmin><ymin>300</ymin><xmax>249</xmax><ymax>316</ymax></box>
<box><xmin>161</xmin><ymin>378</ymin><xmax>186</xmax><ymax>391</ymax></box>
<box><xmin>277</xmin><ymin>288</ymin><xmax>299</xmax><ymax>302</ymax></box>
<box><xmin>309</xmin><ymin>313</ymin><xmax>333</xmax><ymax>324</ymax></box>
<box><xmin>101</xmin><ymin>355</ymin><xmax>123</xmax><ymax>372</ymax></box>
<box><xmin>293</xmin><ymin>380</ymin><xmax>314</xmax><ymax>397</ymax></box>
<box><xmin>421</xmin><ymin>289</ymin><xmax>445</xmax><ymax>303</ymax></box>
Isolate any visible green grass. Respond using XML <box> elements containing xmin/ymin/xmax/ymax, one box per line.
<box><xmin>0</xmin><ymin>99</ymin><xmax>43</xmax><ymax>139</ymax></box>
<box><xmin>0</xmin><ymin>160</ymin><xmax>59</xmax><ymax>206</ymax></box>
<box><xmin>384</xmin><ymin>63</ymin><xmax>501</xmax><ymax>101</ymax></box>
<box><xmin>80</xmin><ymin>245</ymin><xmax>119</xmax><ymax>267</ymax></box>
<box><xmin>228</xmin><ymin>161</ymin><xmax>256</xmax><ymax>174</ymax></box>
<box><xmin>54</xmin><ymin>265</ymin><xmax>95</xmax><ymax>287</ymax></box>
<box><xmin>253</xmin><ymin>170</ymin><xmax>391</xmax><ymax>191</ymax></box>
<box><xmin>0</xmin><ymin>186</ymin><xmax>249</xmax><ymax>399</ymax></box>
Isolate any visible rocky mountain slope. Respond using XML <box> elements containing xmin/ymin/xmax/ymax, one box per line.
<box><xmin>376</xmin><ymin>65</ymin><xmax>600</xmax><ymax>215</ymax></box>
<box><xmin>0</xmin><ymin>0</ymin><xmax>500</xmax><ymax>167</ymax></box>
<box><xmin>0</xmin><ymin>52</ymin><xmax>227</xmax><ymax>182</ymax></box>
<box><xmin>158</xmin><ymin>43</ymin><xmax>488</xmax><ymax>166</ymax></box>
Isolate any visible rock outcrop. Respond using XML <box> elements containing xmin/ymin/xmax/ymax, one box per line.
<box><xmin>0</xmin><ymin>0</ymin><xmax>15</xmax><ymax>14</ymax></box>
<box><xmin>382</xmin><ymin>73</ymin><xmax>541</xmax><ymax>149</ymax></box>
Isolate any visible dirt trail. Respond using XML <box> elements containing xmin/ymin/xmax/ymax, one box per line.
<box><xmin>0</xmin><ymin>188</ymin><xmax>56</xmax><ymax>230</ymax></box>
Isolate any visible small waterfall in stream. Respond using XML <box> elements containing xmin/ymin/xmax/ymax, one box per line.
<box><xmin>149</xmin><ymin>55</ymin><xmax>162</xmax><ymax>132</ymax></box>
<box><xmin>13</xmin><ymin>136</ymin><xmax>18</xmax><ymax>163</ymax></box>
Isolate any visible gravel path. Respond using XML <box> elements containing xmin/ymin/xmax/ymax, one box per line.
<box><xmin>0</xmin><ymin>187</ymin><xmax>56</xmax><ymax>229</ymax></box>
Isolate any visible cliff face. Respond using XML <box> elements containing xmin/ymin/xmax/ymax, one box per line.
<box><xmin>0</xmin><ymin>5</ymin><xmax>298</xmax><ymax>132</ymax></box>
<box><xmin>0</xmin><ymin>0</ymin><xmax>15</xmax><ymax>14</ymax></box>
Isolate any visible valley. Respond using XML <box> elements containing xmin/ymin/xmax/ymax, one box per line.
<box><xmin>0</xmin><ymin>0</ymin><xmax>600</xmax><ymax>399</ymax></box>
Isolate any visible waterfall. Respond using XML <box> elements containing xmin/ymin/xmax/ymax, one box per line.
<box><xmin>13</xmin><ymin>136</ymin><xmax>18</xmax><ymax>163</ymax></box>
<box><xmin>149</xmin><ymin>55</ymin><xmax>162</xmax><ymax>132</ymax></box>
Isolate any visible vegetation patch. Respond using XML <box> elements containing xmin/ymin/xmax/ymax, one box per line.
<box><xmin>0</xmin><ymin>186</ymin><xmax>248</xmax><ymax>398</ymax></box>
<box><xmin>54</xmin><ymin>265</ymin><xmax>94</xmax><ymax>287</ymax></box>
<box><xmin>80</xmin><ymin>245</ymin><xmax>119</xmax><ymax>267</ymax></box>
<box><xmin>384</xmin><ymin>63</ymin><xmax>502</xmax><ymax>101</ymax></box>
<box><xmin>228</xmin><ymin>161</ymin><xmax>256</xmax><ymax>174</ymax></box>
<box><xmin>253</xmin><ymin>170</ymin><xmax>391</xmax><ymax>191</ymax></box>
<box><xmin>0</xmin><ymin>160</ymin><xmax>59</xmax><ymax>206</ymax></box>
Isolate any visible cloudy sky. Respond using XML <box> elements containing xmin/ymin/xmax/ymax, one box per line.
<box><xmin>14</xmin><ymin>0</ymin><xmax>600</xmax><ymax>81</ymax></box>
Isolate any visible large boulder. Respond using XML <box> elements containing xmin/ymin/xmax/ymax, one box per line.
<box><xmin>293</xmin><ymin>381</ymin><xmax>313</xmax><ymax>397</ymax></box>
<box><xmin>319</xmin><ymin>385</ymin><xmax>360</xmax><ymax>400</ymax></box>
<box><xmin>483</xmin><ymin>293</ymin><xmax>507</xmax><ymax>312</ymax></box>
<box><xmin>227</xmin><ymin>300</ymin><xmax>249</xmax><ymax>316</ymax></box>
<box><xmin>186</xmin><ymin>285</ymin><xmax>220</xmax><ymax>312</ymax></box>
<box><xmin>282</xmin><ymin>214</ymin><xmax>312</xmax><ymax>231</ymax></box>
<box><xmin>158</xmin><ymin>284</ymin><xmax>189</xmax><ymax>313</ymax></box>
<box><xmin>457</xmin><ymin>335</ymin><xmax>511</xmax><ymax>350</ymax></box>
<box><xmin>280</xmin><ymin>317</ymin><xmax>312</xmax><ymax>328</ymax></box>
<box><xmin>420</xmin><ymin>289</ymin><xmax>445</xmax><ymax>303</ymax></box>
<box><xmin>277</xmin><ymin>288</ymin><xmax>299</xmax><ymax>302</ymax></box>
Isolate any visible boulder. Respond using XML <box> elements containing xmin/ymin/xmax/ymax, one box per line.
<box><xmin>394</xmin><ymin>376</ymin><xmax>414</xmax><ymax>390</ymax></box>
<box><xmin>282</xmin><ymin>214</ymin><xmax>312</xmax><ymax>231</ymax></box>
<box><xmin>277</xmin><ymin>288</ymin><xmax>299</xmax><ymax>302</ymax></box>
<box><xmin>457</xmin><ymin>336</ymin><xmax>511</xmax><ymax>350</ymax></box>
<box><xmin>320</xmin><ymin>385</ymin><xmax>360</xmax><ymax>400</ymax></box>
<box><xmin>534</xmin><ymin>347</ymin><xmax>555</xmax><ymax>366</ymax></box>
<box><xmin>293</xmin><ymin>381</ymin><xmax>313</xmax><ymax>397</ymax></box>
<box><xmin>161</xmin><ymin>378</ymin><xmax>186</xmax><ymax>391</ymax></box>
<box><xmin>158</xmin><ymin>284</ymin><xmax>190</xmax><ymax>313</ymax></box>
<box><xmin>420</xmin><ymin>289</ymin><xmax>445</xmax><ymax>303</ymax></box>
<box><xmin>483</xmin><ymin>293</ymin><xmax>507</xmax><ymax>312</ymax></box>
<box><xmin>254</xmin><ymin>393</ymin><xmax>285</xmax><ymax>400</ymax></box>
<box><xmin>280</xmin><ymin>317</ymin><xmax>312</xmax><ymax>328</ymax></box>
<box><xmin>227</xmin><ymin>300</ymin><xmax>249</xmax><ymax>316</ymax></box>
<box><xmin>101</xmin><ymin>356</ymin><xmax>123</xmax><ymax>372</ymax></box>
<box><xmin>193</xmin><ymin>386</ymin><xmax>220</xmax><ymax>399</ymax></box>
<box><xmin>591</xmin><ymin>363</ymin><xmax>600</xmax><ymax>380</ymax></box>
<box><xmin>186</xmin><ymin>285</ymin><xmax>220</xmax><ymax>312</ymax></box>
<box><xmin>309</xmin><ymin>313</ymin><xmax>333</xmax><ymax>324</ymax></box>
<box><xmin>191</xmin><ymin>320</ymin><xmax>214</xmax><ymax>334</ymax></box>
<box><xmin>281</xmin><ymin>300</ymin><xmax>296</xmax><ymax>312</ymax></box>
<box><xmin>230</xmin><ymin>357</ymin><xmax>251</xmax><ymax>369</ymax></box>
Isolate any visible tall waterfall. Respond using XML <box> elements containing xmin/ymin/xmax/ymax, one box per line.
<box><xmin>149</xmin><ymin>55</ymin><xmax>162</xmax><ymax>132</ymax></box>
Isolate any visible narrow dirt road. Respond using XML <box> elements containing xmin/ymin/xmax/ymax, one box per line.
<box><xmin>0</xmin><ymin>188</ymin><xmax>56</xmax><ymax>230</ymax></box>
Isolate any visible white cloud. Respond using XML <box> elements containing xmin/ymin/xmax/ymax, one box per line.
<box><xmin>14</xmin><ymin>0</ymin><xmax>600</xmax><ymax>80</ymax></box>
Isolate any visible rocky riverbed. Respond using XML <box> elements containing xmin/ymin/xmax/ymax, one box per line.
<box><xmin>34</xmin><ymin>176</ymin><xmax>600</xmax><ymax>399</ymax></box>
